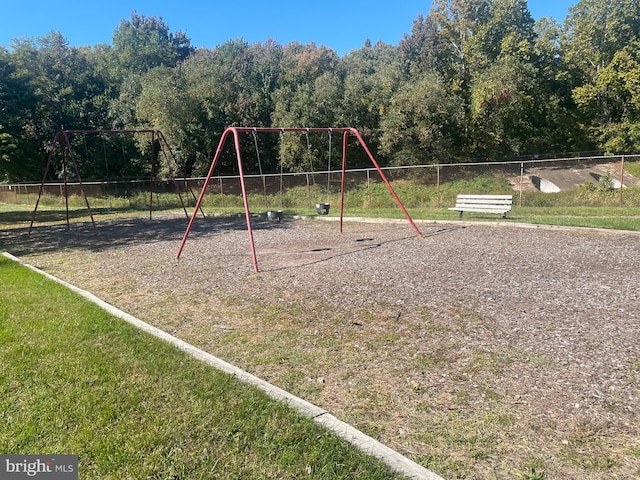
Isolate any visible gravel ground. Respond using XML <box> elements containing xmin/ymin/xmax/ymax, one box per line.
<box><xmin>3</xmin><ymin>214</ymin><xmax>640</xmax><ymax>479</ymax></box>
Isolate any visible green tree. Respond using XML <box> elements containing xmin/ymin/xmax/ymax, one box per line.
<box><xmin>427</xmin><ymin>0</ymin><xmax>539</xmax><ymax>158</ymax></box>
<box><xmin>0</xmin><ymin>47</ymin><xmax>40</xmax><ymax>181</ymax></box>
<box><xmin>6</xmin><ymin>33</ymin><xmax>114</xmax><ymax>180</ymax></box>
<box><xmin>111</xmin><ymin>12</ymin><xmax>193</xmax><ymax>77</ymax></box>
<box><xmin>113</xmin><ymin>39</ymin><xmax>286</xmax><ymax>176</ymax></box>
<box><xmin>530</xmin><ymin>17</ymin><xmax>588</xmax><ymax>152</ymax></box>
<box><xmin>399</xmin><ymin>15</ymin><xmax>449</xmax><ymax>76</ymax></box>
<box><xmin>180</xmin><ymin>40</ymin><xmax>283</xmax><ymax>174</ymax></box>
<box><xmin>563</xmin><ymin>0</ymin><xmax>640</xmax><ymax>81</ymax></box>
<box><xmin>340</xmin><ymin>41</ymin><xmax>403</xmax><ymax>165</ymax></box>
<box><xmin>379</xmin><ymin>72</ymin><xmax>465</xmax><ymax>165</ymax></box>
<box><xmin>573</xmin><ymin>40</ymin><xmax>640</xmax><ymax>152</ymax></box>
<box><xmin>341</xmin><ymin>41</ymin><xmax>402</xmax><ymax>127</ymax></box>
<box><xmin>429</xmin><ymin>0</ymin><xmax>492</xmax><ymax>95</ymax></box>
<box><xmin>470</xmin><ymin>57</ymin><xmax>536</xmax><ymax>157</ymax></box>
<box><xmin>272</xmin><ymin>43</ymin><xmax>342</xmax><ymax>171</ymax></box>
<box><xmin>564</xmin><ymin>0</ymin><xmax>640</xmax><ymax>151</ymax></box>
<box><xmin>473</xmin><ymin>0</ymin><xmax>536</xmax><ymax>66</ymax></box>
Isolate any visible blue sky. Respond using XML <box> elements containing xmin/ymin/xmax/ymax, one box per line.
<box><xmin>1</xmin><ymin>0</ymin><xmax>576</xmax><ymax>56</ymax></box>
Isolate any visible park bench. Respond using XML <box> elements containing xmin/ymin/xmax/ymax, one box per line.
<box><xmin>449</xmin><ymin>194</ymin><xmax>513</xmax><ymax>218</ymax></box>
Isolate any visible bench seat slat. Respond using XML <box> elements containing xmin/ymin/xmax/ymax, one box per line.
<box><xmin>449</xmin><ymin>205</ymin><xmax>511</xmax><ymax>211</ymax></box>
<box><xmin>449</xmin><ymin>207</ymin><xmax>511</xmax><ymax>213</ymax></box>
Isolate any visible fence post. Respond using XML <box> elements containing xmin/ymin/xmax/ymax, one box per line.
<box><xmin>519</xmin><ymin>162</ymin><xmax>524</xmax><ymax>207</ymax></box>
<box><xmin>367</xmin><ymin>168</ymin><xmax>371</xmax><ymax>208</ymax></box>
<box><xmin>436</xmin><ymin>163</ymin><xmax>440</xmax><ymax>208</ymax></box>
<box><xmin>620</xmin><ymin>156</ymin><xmax>625</xmax><ymax>205</ymax></box>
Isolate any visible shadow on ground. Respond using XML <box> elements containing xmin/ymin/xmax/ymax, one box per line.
<box><xmin>262</xmin><ymin>225</ymin><xmax>465</xmax><ymax>272</ymax></box>
<box><xmin>0</xmin><ymin>214</ymin><xmax>293</xmax><ymax>257</ymax></box>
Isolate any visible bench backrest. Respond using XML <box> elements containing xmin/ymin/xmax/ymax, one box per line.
<box><xmin>455</xmin><ymin>194</ymin><xmax>513</xmax><ymax>206</ymax></box>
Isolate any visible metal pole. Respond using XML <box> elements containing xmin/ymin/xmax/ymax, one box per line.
<box><xmin>436</xmin><ymin>164</ymin><xmax>440</xmax><ymax>208</ymax></box>
<box><xmin>156</xmin><ymin>130</ymin><xmax>193</xmax><ymax>218</ymax></box>
<box><xmin>176</xmin><ymin>129</ymin><xmax>230</xmax><ymax>259</ymax></box>
<box><xmin>149</xmin><ymin>131</ymin><xmax>155</xmax><ymax>220</ymax></box>
<box><xmin>519</xmin><ymin>162</ymin><xmax>524</xmax><ymax>208</ymax></box>
<box><xmin>232</xmin><ymin>128</ymin><xmax>259</xmax><ymax>273</ymax></box>
<box><xmin>620</xmin><ymin>156</ymin><xmax>625</xmax><ymax>205</ymax></box>
<box><xmin>367</xmin><ymin>168</ymin><xmax>371</xmax><ymax>208</ymax></box>
<box><xmin>348</xmin><ymin>128</ymin><xmax>422</xmax><ymax>237</ymax></box>
<box><xmin>62</xmin><ymin>131</ymin><xmax>97</xmax><ymax>233</ymax></box>
<box><xmin>327</xmin><ymin>129</ymin><xmax>332</xmax><ymax>204</ymax></box>
<box><xmin>339</xmin><ymin>131</ymin><xmax>348</xmax><ymax>233</ymax></box>
<box><xmin>62</xmin><ymin>135</ymin><xmax>70</xmax><ymax>230</ymax></box>
<box><xmin>28</xmin><ymin>132</ymin><xmax>60</xmax><ymax>237</ymax></box>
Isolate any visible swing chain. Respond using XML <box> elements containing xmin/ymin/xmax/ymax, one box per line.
<box><xmin>277</xmin><ymin>129</ymin><xmax>285</xmax><ymax>211</ymax></box>
<box><xmin>305</xmin><ymin>128</ymin><xmax>316</xmax><ymax>185</ymax></box>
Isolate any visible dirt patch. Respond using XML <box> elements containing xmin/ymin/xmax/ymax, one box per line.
<box><xmin>3</xmin><ymin>214</ymin><xmax>640</xmax><ymax>479</ymax></box>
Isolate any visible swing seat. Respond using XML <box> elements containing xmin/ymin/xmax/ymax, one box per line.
<box><xmin>316</xmin><ymin>203</ymin><xmax>330</xmax><ymax>215</ymax></box>
<box><xmin>267</xmin><ymin>210</ymin><xmax>283</xmax><ymax>223</ymax></box>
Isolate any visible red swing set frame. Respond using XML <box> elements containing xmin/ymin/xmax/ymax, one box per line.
<box><xmin>176</xmin><ymin>127</ymin><xmax>423</xmax><ymax>272</ymax></box>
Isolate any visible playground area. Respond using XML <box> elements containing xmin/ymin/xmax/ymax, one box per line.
<box><xmin>2</xmin><ymin>214</ymin><xmax>639</xmax><ymax>479</ymax></box>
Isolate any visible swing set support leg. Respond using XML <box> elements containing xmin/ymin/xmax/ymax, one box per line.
<box><xmin>29</xmin><ymin>131</ymin><xmax>98</xmax><ymax>236</ymax></box>
<box><xmin>62</xmin><ymin>131</ymin><xmax>97</xmax><ymax>233</ymax></box>
<box><xmin>62</xmin><ymin>137</ymin><xmax>70</xmax><ymax>230</ymax></box>
<box><xmin>149</xmin><ymin>131</ymin><xmax>155</xmax><ymax>220</ymax></box>
<box><xmin>339</xmin><ymin>132</ymin><xmax>348</xmax><ymax>233</ymax></box>
<box><xmin>176</xmin><ymin>130</ymin><xmax>229</xmax><ymax>260</ymax></box>
<box><xmin>29</xmin><ymin>132</ymin><xmax>60</xmax><ymax>237</ymax></box>
<box><xmin>347</xmin><ymin>128</ymin><xmax>422</xmax><ymax>238</ymax></box>
<box><xmin>176</xmin><ymin>128</ymin><xmax>260</xmax><ymax>272</ymax></box>
<box><xmin>156</xmin><ymin>130</ymin><xmax>202</xmax><ymax>219</ymax></box>
<box><xmin>233</xmin><ymin>129</ymin><xmax>260</xmax><ymax>273</ymax></box>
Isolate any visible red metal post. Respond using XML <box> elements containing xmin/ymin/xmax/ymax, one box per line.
<box><xmin>339</xmin><ymin>131</ymin><xmax>349</xmax><ymax>233</ymax></box>
<box><xmin>176</xmin><ymin>128</ymin><xmax>231</xmax><ymax>259</ymax></box>
<box><xmin>347</xmin><ymin>128</ymin><xmax>422</xmax><ymax>237</ymax></box>
<box><xmin>232</xmin><ymin>128</ymin><xmax>259</xmax><ymax>273</ymax></box>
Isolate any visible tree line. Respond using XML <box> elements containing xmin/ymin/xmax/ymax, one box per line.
<box><xmin>1</xmin><ymin>0</ymin><xmax>639</xmax><ymax>182</ymax></box>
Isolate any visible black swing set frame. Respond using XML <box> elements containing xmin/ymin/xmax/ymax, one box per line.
<box><xmin>28</xmin><ymin>129</ymin><xmax>199</xmax><ymax>236</ymax></box>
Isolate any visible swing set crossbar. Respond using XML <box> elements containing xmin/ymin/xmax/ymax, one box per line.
<box><xmin>176</xmin><ymin>126</ymin><xmax>423</xmax><ymax>273</ymax></box>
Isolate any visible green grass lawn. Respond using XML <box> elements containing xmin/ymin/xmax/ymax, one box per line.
<box><xmin>0</xmin><ymin>255</ymin><xmax>405</xmax><ymax>480</ymax></box>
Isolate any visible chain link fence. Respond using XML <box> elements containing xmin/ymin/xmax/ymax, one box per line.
<box><xmin>2</xmin><ymin>154</ymin><xmax>640</xmax><ymax>210</ymax></box>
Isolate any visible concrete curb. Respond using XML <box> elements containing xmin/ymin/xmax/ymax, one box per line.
<box><xmin>301</xmin><ymin>214</ymin><xmax>640</xmax><ymax>236</ymax></box>
<box><xmin>2</xmin><ymin>251</ymin><xmax>445</xmax><ymax>480</ymax></box>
